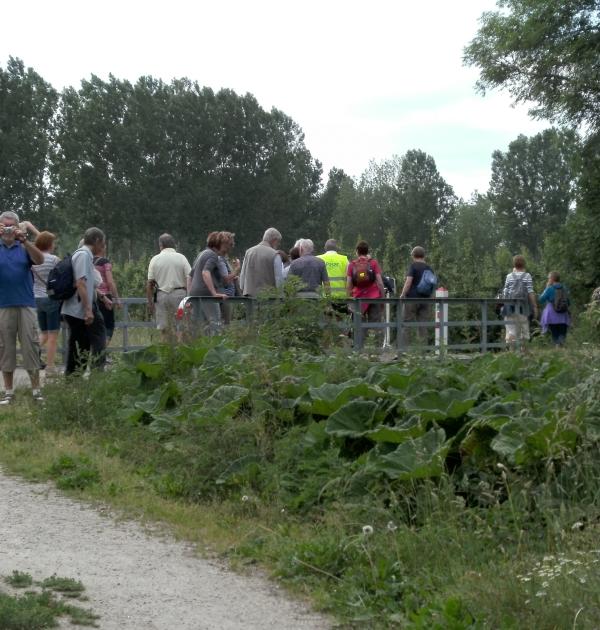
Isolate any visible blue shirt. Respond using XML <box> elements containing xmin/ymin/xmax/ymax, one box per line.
<box><xmin>0</xmin><ymin>241</ymin><xmax>35</xmax><ymax>308</ymax></box>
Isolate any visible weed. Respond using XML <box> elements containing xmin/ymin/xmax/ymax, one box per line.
<box><xmin>47</xmin><ymin>455</ymin><xmax>100</xmax><ymax>490</ymax></box>
<box><xmin>4</xmin><ymin>571</ymin><xmax>33</xmax><ymax>589</ymax></box>
<box><xmin>40</xmin><ymin>575</ymin><xmax>85</xmax><ymax>597</ymax></box>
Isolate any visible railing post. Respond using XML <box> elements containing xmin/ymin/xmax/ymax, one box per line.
<box><xmin>481</xmin><ymin>300</ymin><xmax>488</xmax><ymax>353</ymax></box>
<box><xmin>122</xmin><ymin>300</ymin><xmax>129</xmax><ymax>352</ymax></box>
<box><xmin>353</xmin><ymin>300</ymin><xmax>363</xmax><ymax>350</ymax></box>
<box><xmin>396</xmin><ymin>298</ymin><xmax>404</xmax><ymax>353</ymax></box>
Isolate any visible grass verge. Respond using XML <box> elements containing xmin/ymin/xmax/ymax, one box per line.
<box><xmin>1</xmin><ymin>340</ymin><xmax>600</xmax><ymax>628</ymax></box>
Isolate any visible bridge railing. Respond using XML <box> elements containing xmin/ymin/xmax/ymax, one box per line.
<box><xmin>53</xmin><ymin>295</ymin><xmax>528</xmax><ymax>358</ymax></box>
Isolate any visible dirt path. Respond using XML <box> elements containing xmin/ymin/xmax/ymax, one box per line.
<box><xmin>0</xmin><ymin>470</ymin><xmax>330</xmax><ymax>629</ymax></box>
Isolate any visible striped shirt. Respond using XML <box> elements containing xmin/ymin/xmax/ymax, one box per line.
<box><xmin>503</xmin><ymin>270</ymin><xmax>534</xmax><ymax>298</ymax></box>
<box><xmin>32</xmin><ymin>253</ymin><xmax>60</xmax><ymax>298</ymax></box>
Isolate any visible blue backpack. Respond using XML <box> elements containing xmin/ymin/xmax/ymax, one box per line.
<box><xmin>416</xmin><ymin>268</ymin><xmax>437</xmax><ymax>296</ymax></box>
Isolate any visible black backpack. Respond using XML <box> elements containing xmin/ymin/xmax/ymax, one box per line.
<box><xmin>553</xmin><ymin>286</ymin><xmax>569</xmax><ymax>313</ymax></box>
<box><xmin>47</xmin><ymin>253</ymin><xmax>76</xmax><ymax>301</ymax></box>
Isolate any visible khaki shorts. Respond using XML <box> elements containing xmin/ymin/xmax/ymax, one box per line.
<box><xmin>156</xmin><ymin>289</ymin><xmax>186</xmax><ymax>331</ymax></box>
<box><xmin>0</xmin><ymin>307</ymin><xmax>41</xmax><ymax>372</ymax></box>
<box><xmin>504</xmin><ymin>313</ymin><xmax>530</xmax><ymax>342</ymax></box>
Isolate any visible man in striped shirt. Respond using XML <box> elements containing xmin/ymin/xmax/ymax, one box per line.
<box><xmin>502</xmin><ymin>255</ymin><xmax>539</xmax><ymax>348</ymax></box>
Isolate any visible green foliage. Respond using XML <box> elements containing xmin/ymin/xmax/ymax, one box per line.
<box><xmin>4</xmin><ymin>572</ymin><xmax>33</xmax><ymax>589</ymax></box>
<box><xmin>47</xmin><ymin>455</ymin><xmax>100</xmax><ymax>490</ymax></box>
<box><xmin>489</xmin><ymin>129</ymin><xmax>580</xmax><ymax>255</ymax></box>
<box><xmin>465</xmin><ymin>0</ymin><xmax>600</xmax><ymax>129</ymax></box>
<box><xmin>0</xmin><ymin>57</ymin><xmax>57</xmax><ymax>220</ymax></box>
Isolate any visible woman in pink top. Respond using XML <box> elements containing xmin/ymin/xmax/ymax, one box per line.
<box><xmin>346</xmin><ymin>240</ymin><xmax>385</xmax><ymax>322</ymax></box>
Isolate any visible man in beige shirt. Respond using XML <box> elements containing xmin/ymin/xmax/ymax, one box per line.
<box><xmin>147</xmin><ymin>234</ymin><xmax>191</xmax><ymax>341</ymax></box>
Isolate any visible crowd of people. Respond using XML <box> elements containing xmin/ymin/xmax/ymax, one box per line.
<box><xmin>0</xmin><ymin>213</ymin><xmax>574</xmax><ymax>404</ymax></box>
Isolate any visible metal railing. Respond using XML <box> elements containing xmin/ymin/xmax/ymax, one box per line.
<box><xmin>182</xmin><ymin>295</ymin><xmax>529</xmax><ymax>354</ymax></box>
<box><xmin>51</xmin><ymin>295</ymin><xmax>528</xmax><ymax>358</ymax></box>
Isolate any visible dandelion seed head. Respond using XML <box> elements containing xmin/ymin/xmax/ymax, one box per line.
<box><xmin>362</xmin><ymin>525</ymin><xmax>374</xmax><ymax>536</ymax></box>
<box><xmin>241</xmin><ymin>495</ymin><xmax>249</xmax><ymax>502</ymax></box>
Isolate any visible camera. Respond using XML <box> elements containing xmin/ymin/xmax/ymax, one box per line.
<box><xmin>2</xmin><ymin>226</ymin><xmax>15</xmax><ymax>235</ymax></box>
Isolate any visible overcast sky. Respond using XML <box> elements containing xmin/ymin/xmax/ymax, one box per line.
<box><xmin>1</xmin><ymin>0</ymin><xmax>547</xmax><ymax>198</ymax></box>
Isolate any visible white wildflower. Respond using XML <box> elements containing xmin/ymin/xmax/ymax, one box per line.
<box><xmin>362</xmin><ymin>525</ymin><xmax>374</xmax><ymax>536</ymax></box>
<box><xmin>387</xmin><ymin>521</ymin><xmax>398</xmax><ymax>532</ymax></box>
<box><xmin>241</xmin><ymin>495</ymin><xmax>249</xmax><ymax>502</ymax></box>
<box><xmin>571</xmin><ymin>521</ymin><xmax>584</xmax><ymax>530</ymax></box>
<box><xmin>535</xmin><ymin>591</ymin><xmax>547</xmax><ymax>598</ymax></box>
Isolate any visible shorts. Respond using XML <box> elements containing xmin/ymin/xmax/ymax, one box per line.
<box><xmin>156</xmin><ymin>289</ymin><xmax>187</xmax><ymax>331</ymax></box>
<box><xmin>0</xmin><ymin>307</ymin><xmax>41</xmax><ymax>372</ymax></box>
<box><xmin>35</xmin><ymin>297</ymin><xmax>62</xmax><ymax>332</ymax></box>
<box><xmin>504</xmin><ymin>313</ymin><xmax>530</xmax><ymax>342</ymax></box>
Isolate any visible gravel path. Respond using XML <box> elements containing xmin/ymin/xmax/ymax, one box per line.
<box><xmin>0</xmin><ymin>470</ymin><xmax>330</xmax><ymax>629</ymax></box>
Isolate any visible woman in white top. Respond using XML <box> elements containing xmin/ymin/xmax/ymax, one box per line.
<box><xmin>32</xmin><ymin>231</ymin><xmax>60</xmax><ymax>374</ymax></box>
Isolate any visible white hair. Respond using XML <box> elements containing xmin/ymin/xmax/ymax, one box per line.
<box><xmin>262</xmin><ymin>227</ymin><xmax>282</xmax><ymax>244</ymax></box>
<box><xmin>297</xmin><ymin>238</ymin><xmax>314</xmax><ymax>255</ymax></box>
<box><xmin>0</xmin><ymin>211</ymin><xmax>20</xmax><ymax>224</ymax></box>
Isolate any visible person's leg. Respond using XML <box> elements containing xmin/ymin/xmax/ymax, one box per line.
<box><xmin>416</xmin><ymin>303</ymin><xmax>432</xmax><ymax>344</ymax></box>
<box><xmin>87</xmin><ymin>306</ymin><xmax>107</xmax><ymax>370</ymax></box>
<box><xmin>64</xmin><ymin>315</ymin><xmax>89</xmax><ymax>375</ymax></box>
<box><xmin>18</xmin><ymin>308</ymin><xmax>41</xmax><ymax>393</ymax></box>
<box><xmin>46</xmin><ymin>332</ymin><xmax>59</xmax><ymax>370</ymax></box>
<box><xmin>201</xmin><ymin>300</ymin><xmax>222</xmax><ymax>336</ymax></box>
<box><xmin>0</xmin><ymin>308</ymin><xmax>20</xmax><ymax>399</ymax></box>
<box><xmin>401</xmin><ymin>303</ymin><xmax>417</xmax><ymax>348</ymax></box>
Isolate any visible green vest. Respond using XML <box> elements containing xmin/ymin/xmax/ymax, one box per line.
<box><xmin>317</xmin><ymin>251</ymin><xmax>349</xmax><ymax>296</ymax></box>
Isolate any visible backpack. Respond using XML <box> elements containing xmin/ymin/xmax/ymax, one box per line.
<box><xmin>416</xmin><ymin>268</ymin><xmax>437</xmax><ymax>296</ymax></box>
<box><xmin>351</xmin><ymin>257</ymin><xmax>375</xmax><ymax>287</ymax></box>
<box><xmin>46</xmin><ymin>253</ymin><xmax>76</xmax><ymax>301</ymax></box>
<box><xmin>553</xmin><ymin>286</ymin><xmax>569</xmax><ymax>313</ymax></box>
<box><xmin>505</xmin><ymin>272</ymin><xmax>529</xmax><ymax>300</ymax></box>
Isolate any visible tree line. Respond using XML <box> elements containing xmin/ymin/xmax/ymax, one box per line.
<box><xmin>1</xmin><ymin>0</ymin><xmax>599</xmax><ymax>303</ymax></box>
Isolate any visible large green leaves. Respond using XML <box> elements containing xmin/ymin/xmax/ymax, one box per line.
<box><xmin>309</xmin><ymin>379</ymin><xmax>384</xmax><ymax>416</ymax></box>
<box><xmin>404</xmin><ymin>388</ymin><xmax>477</xmax><ymax>422</ymax></box>
<box><xmin>325</xmin><ymin>401</ymin><xmax>379</xmax><ymax>437</ymax></box>
<box><xmin>374</xmin><ymin>429</ymin><xmax>449</xmax><ymax>480</ymax></box>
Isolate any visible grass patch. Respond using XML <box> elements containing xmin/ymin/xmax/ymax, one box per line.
<box><xmin>0</xmin><ymin>573</ymin><xmax>99</xmax><ymax>628</ymax></box>
<box><xmin>1</xmin><ymin>337</ymin><xmax>600</xmax><ymax>627</ymax></box>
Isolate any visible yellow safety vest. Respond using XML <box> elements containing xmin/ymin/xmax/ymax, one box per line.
<box><xmin>317</xmin><ymin>251</ymin><xmax>349</xmax><ymax>296</ymax></box>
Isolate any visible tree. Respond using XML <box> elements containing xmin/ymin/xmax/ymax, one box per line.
<box><xmin>52</xmin><ymin>76</ymin><xmax>321</xmax><ymax>259</ymax></box>
<box><xmin>0</xmin><ymin>57</ymin><xmax>57</xmax><ymax>219</ymax></box>
<box><xmin>464</xmin><ymin>0</ymin><xmax>600</xmax><ymax>128</ymax></box>
<box><xmin>488</xmin><ymin>128</ymin><xmax>581</xmax><ymax>255</ymax></box>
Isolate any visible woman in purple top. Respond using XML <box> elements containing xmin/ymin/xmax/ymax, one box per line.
<box><xmin>539</xmin><ymin>271</ymin><xmax>571</xmax><ymax>346</ymax></box>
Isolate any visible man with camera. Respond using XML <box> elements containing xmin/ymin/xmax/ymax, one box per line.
<box><xmin>0</xmin><ymin>211</ymin><xmax>45</xmax><ymax>404</ymax></box>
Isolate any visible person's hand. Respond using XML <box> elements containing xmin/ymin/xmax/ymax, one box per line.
<box><xmin>147</xmin><ymin>301</ymin><xmax>155</xmax><ymax>314</ymax></box>
<box><xmin>102</xmin><ymin>296</ymin><xmax>114</xmax><ymax>311</ymax></box>
<box><xmin>84</xmin><ymin>309</ymin><xmax>94</xmax><ymax>325</ymax></box>
<box><xmin>231</xmin><ymin>258</ymin><xmax>241</xmax><ymax>273</ymax></box>
<box><xmin>213</xmin><ymin>293</ymin><xmax>228</xmax><ymax>299</ymax></box>
<box><xmin>14</xmin><ymin>228</ymin><xmax>26</xmax><ymax>242</ymax></box>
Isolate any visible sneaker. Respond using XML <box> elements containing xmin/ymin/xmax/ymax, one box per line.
<box><xmin>0</xmin><ymin>392</ymin><xmax>14</xmax><ymax>405</ymax></box>
<box><xmin>32</xmin><ymin>391</ymin><xmax>44</xmax><ymax>403</ymax></box>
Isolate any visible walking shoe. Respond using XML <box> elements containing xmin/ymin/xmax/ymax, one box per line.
<box><xmin>0</xmin><ymin>392</ymin><xmax>14</xmax><ymax>405</ymax></box>
<box><xmin>32</xmin><ymin>390</ymin><xmax>44</xmax><ymax>403</ymax></box>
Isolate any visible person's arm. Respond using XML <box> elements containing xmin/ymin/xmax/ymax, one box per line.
<box><xmin>239</xmin><ymin>256</ymin><xmax>247</xmax><ymax>294</ymax></box>
<box><xmin>346</xmin><ymin>264</ymin><xmax>354</xmax><ymax>297</ymax></box>
<box><xmin>201</xmin><ymin>270</ymin><xmax>227</xmax><ymax>298</ymax></box>
<box><xmin>273</xmin><ymin>254</ymin><xmax>284</xmax><ymax>288</ymax></box>
<box><xmin>375</xmin><ymin>273</ymin><xmax>385</xmax><ymax>298</ymax></box>
<box><xmin>105</xmin><ymin>266</ymin><xmax>119</xmax><ymax>299</ymax></box>
<box><xmin>400</xmin><ymin>276</ymin><xmax>412</xmax><ymax>298</ymax></box>
<box><xmin>526</xmin><ymin>273</ymin><xmax>538</xmax><ymax>318</ymax></box>
<box><xmin>20</xmin><ymin>221</ymin><xmax>40</xmax><ymax>239</ymax></box>
<box><xmin>75</xmin><ymin>278</ymin><xmax>94</xmax><ymax>325</ymax></box>
<box><xmin>538</xmin><ymin>286</ymin><xmax>552</xmax><ymax>305</ymax></box>
<box><xmin>146</xmin><ymin>280</ymin><xmax>156</xmax><ymax>313</ymax></box>
<box><xmin>22</xmin><ymin>240</ymin><xmax>44</xmax><ymax>266</ymax></box>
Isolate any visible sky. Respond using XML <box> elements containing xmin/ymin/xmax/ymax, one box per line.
<box><xmin>1</xmin><ymin>0</ymin><xmax>548</xmax><ymax>198</ymax></box>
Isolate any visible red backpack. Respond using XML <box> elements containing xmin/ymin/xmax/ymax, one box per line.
<box><xmin>351</xmin><ymin>256</ymin><xmax>375</xmax><ymax>288</ymax></box>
